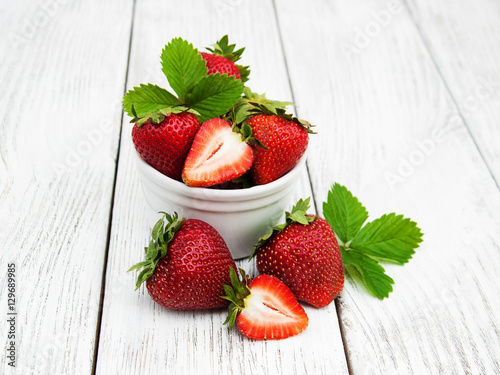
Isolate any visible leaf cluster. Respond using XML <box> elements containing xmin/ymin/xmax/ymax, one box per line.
<box><xmin>123</xmin><ymin>37</ymin><xmax>244</xmax><ymax>124</ymax></box>
<box><xmin>323</xmin><ymin>184</ymin><xmax>424</xmax><ymax>299</ymax></box>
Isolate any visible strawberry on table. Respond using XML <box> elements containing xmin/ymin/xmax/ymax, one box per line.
<box><xmin>231</xmin><ymin>88</ymin><xmax>314</xmax><ymax>185</ymax></box>
<box><xmin>201</xmin><ymin>35</ymin><xmax>250</xmax><ymax>82</ymax></box>
<box><xmin>128</xmin><ymin>212</ymin><xmax>237</xmax><ymax>310</ymax></box>
<box><xmin>249</xmin><ymin>198</ymin><xmax>344</xmax><ymax>308</ymax></box>
<box><xmin>182</xmin><ymin>118</ymin><xmax>254</xmax><ymax>187</ymax></box>
<box><xmin>223</xmin><ymin>268</ymin><xmax>309</xmax><ymax>340</ymax></box>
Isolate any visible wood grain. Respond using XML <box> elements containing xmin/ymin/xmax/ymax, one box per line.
<box><xmin>275</xmin><ymin>0</ymin><xmax>500</xmax><ymax>373</ymax></box>
<box><xmin>0</xmin><ymin>1</ymin><xmax>134</xmax><ymax>374</ymax></box>
<box><xmin>3</xmin><ymin>0</ymin><xmax>500</xmax><ymax>374</ymax></box>
<box><xmin>95</xmin><ymin>0</ymin><xmax>348</xmax><ymax>374</ymax></box>
<box><xmin>406</xmin><ymin>0</ymin><xmax>500</xmax><ymax>187</ymax></box>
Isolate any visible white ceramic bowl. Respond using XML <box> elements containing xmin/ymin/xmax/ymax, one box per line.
<box><xmin>134</xmin><ymin>151</ymin><xmax>306</xmax><ymax>259</ymax></box>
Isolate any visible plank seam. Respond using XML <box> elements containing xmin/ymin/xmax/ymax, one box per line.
<box><xmin>402</xmin><ymin>0</ymin><xmax>500</xmax><ymax>191</ymax></box>
<box><xmin>91</xmin><ymin>0</ymin><xmax>138</xmax><ymax>373</ymax></box>
<box><xmin>269</xmin><ymin>0</ymin><xmax>319</xmax><ymax>215</ymax></box>
<box><xmin>271</xmin><ymin>0</ymin><xmax>352</xmax><ymax>373</ymax></box>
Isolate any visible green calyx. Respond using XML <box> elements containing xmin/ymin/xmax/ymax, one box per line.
<box><xmin>127</xmin><ymin>212</ymin><xmax>185</xmax><ymax>290</ymax></box>
<box><xmin>222</xmin><ymin>267</ymin><xmax>251</xmax><ymax>329</ymax></box>
<box><xmin>230</xmin><ymin>120</ymin><xmax>267</xmax><ymax>150</ymax></box>
<box><xmin>248</xmin><ymin>198</ymin><xmax>316</xmax><ymax>260</ymax></box>
<box><xmin>206</xmin><ymin>35</ymin><xmax>250</xmax><ymax>82</ymax></box>
<box><xmin>206</xmin><ymin>35</ymin><xmax>244</xmax><ymax>62</ymax></box>
<box><xmin>231</xmin><ymin>87</ymin><xmax>315</xmax><ymax>134</ymax></box>
<box><xmin>130</xmin><ymin>104</ymin><xmax>200</xmax><ymax>128</ymax></box>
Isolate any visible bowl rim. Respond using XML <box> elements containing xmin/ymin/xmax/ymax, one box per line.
<box><xmin>134</xmin><ymin>150</ymin><xmax>307</xmax><ymax>202</ymax></box>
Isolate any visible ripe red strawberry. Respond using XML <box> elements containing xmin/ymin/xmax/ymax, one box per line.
<box><xmin>132</xmin><ymin>111</ymin><xmax>200</xmax><ymax>181</ymax></box>
<box><xmin>129</xmin><ymin>213</ymin><xmax>237</xmax><ymax>310</ymax></box>
<box><xmin>223</xmin><ymin>268</ymin><xmax>308</xmax><ymax>340</ymax></box>
<box><xmin>247</xmin><ymin>114</ymin><xmax>310</xmax><ymax>185</ymax></box>
<box><xmin>201</xmin><ymin>53</ymin><xmax>241</xmax><ymax>79</ymax></box>
<box><xmin>250</xmin><ymin>198</ymin><xmax>344</xmax><ymax>308</ymax></box>
<box><xmin>201</xmin><ymin>35</ymin><xmax>250</xmax><ymax>82</ymax></box>
<box><xmin>182</xmin><ymin>118</ymin><xmax>253</xmax><ymax>187</ymax></box>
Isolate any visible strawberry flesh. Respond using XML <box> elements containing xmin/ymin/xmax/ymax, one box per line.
<box><xmin>182</xmin><ymin>118</ymin><xmax>253</xmax><ymax>187</ymax></box>
<box><xmin>236</xmin><ymin>275</ymin><xmax>309</xmax><ymax>340</ymax></box>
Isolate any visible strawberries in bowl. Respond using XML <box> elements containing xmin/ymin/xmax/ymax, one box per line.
<box><xmin>123</xmin><ymin>36</ymin><xmax>313</xmax><ymax>189</ymax></box>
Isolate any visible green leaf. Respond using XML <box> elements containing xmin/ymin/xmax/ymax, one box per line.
<box><xmin>287</xmin><ymin>198</ymin><xmax>313</xmax><ymax>225</ymax></box>
<box><xmin>128</xmin><ymin>213</ymin><xmax>185</xmax><ymax>290</ymax></box>
<box><xmin>323</xmin><ymin>183</ymin><xmax>368</xmax><ymax>244</ymax></box>
<box><xmin>122</xmin><ymin>83</ymin><xmax>179</xmax><ymax>118</ymax></box>
<box><xmin>349</xmin><ymin>213</ymin><xmax>423</xmax><ymax>265</ymax></box>
<box><xmin>186</xmin><ymin>73</ymin><xmax>244</xmax><ymax>122</ymax></box>
<box><xmin>341</xmin><ymin>247</ymin><xmax>394</xmax><ymax>299</ymax></box>
<box><xmin>160</xmin><ymin>38</ymin><xmax>208</xmax><ymax>103</ymax></box>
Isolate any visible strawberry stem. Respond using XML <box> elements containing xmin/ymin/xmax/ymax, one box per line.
<box><xmin>249</xmin><ymin>198</ymin><xmax>315</xmax><ymax>259</ymax></box>
<box><xmin>222</xmin><ymin>268</ymin><xmax>251</xmax><ymax>328</ymax></box>
<box><xmin>127</xmin><ymin>212</ymin><xmax>185</xmax><ymax>290</ymax></box>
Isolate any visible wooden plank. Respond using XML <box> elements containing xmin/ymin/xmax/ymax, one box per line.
<box><xmin>405</xmin><ymin>0</ymin><xmax>500</xmax><ymax>186</ymax></box>
<box><xmin>0</xmin><ymin>1</ymin><xmax>133</xmax><ymax>374</ymax></box>
<box><xmin>275</xmin><ymin>0</ymin><xmax>500</xmax><ymax>373</ymax></box>
<box><xmin>95</xmin><ymin>0</ymin><xmax>349</xmax><ymax>374</ymax></box>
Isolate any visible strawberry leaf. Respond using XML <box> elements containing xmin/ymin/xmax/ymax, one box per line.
<box><xmin>323</xmin><ymin>183</ymin><xmax>368</xmax><ymax>244</ymax></box>
<box><xmin>323</xmin><ymin>183</ymin><xmax>423</xmax><ymax>299</ymax></box>
<box><xmin>349</xmin><ymin>213</ymin><xmax>423</xmax><ymax>265</ymax></box>
<box><xmin>161</xmin><ymin>38</ymin><xmax>208</xmax><ymax>103</ymax></box>
<box><xmin>122</xmin><ymin>83</ymin><xmax>179</xmax><ymax>118</ymax></box>
<box><xmin>185</xmin><ymin>73</ymin><xmax>244</xmax><ymax>122</ymax></box>
<box><xmin>340</xmin><ymin>247</ymin><xmax>394</xmax><ymax>299</ymax></box>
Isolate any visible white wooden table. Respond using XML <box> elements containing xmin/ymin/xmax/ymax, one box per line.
<box><xmin>2</xmin><ymin>0</ymin><xmax>500</xmax><ymax>374</ymax></box>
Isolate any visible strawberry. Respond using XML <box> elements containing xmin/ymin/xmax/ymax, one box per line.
<box><xmin>230</xmin><ymin>88</ymin><xmax>314</xmax><ymax>185</ymax></box>
<box><xmin>131</xmin><ymin>111</ymin><xmax>201</xmax><ymax>181</ymax></box>
<box><xmin>249</xmin><ymin>198</ymin><xmax>344</xmax><ymax>308</ymax></box>
<box><xmin>129</xmin><ymin>212</ymin><xmax>237</xmax><ymax>310</ymax></box>
<box><xmin>223</xmin><ymin>268</ymin><xmax>309</xmax><ymax>340</ymax></box>
<box><xmin>247</xmin><ymin>114</ymin><xmax>310</xmax><ymax>185</ymax></box>
<box><xmin>182</xmin><ymin>118</ymin><xmax>254</xmax><ymax>187</ymax></box>
<box><xmin>201</xmin><ymin>35</ymin><xmax>250</xmax><ymax>82</ymax></box>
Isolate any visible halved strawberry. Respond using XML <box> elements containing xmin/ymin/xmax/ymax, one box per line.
<box><xmin>223</xmin><ymin>268</ymin><xmax>309</xmax><ymax>340</ymax></box>
<box><xmin>182</xmin><ymin>118</ymin><xmax>253</xmax><ymax>187</ymax></box>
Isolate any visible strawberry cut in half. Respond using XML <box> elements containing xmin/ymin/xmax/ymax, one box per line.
<box><xmin>223</xmin><ymin>268</ymin><xmax>309</xmax><ymax>340</ymax></box>
<box><xmin>182</xmin><ymin>118</ymin><xmax>254</xmax><ymax>187</ymax></box>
